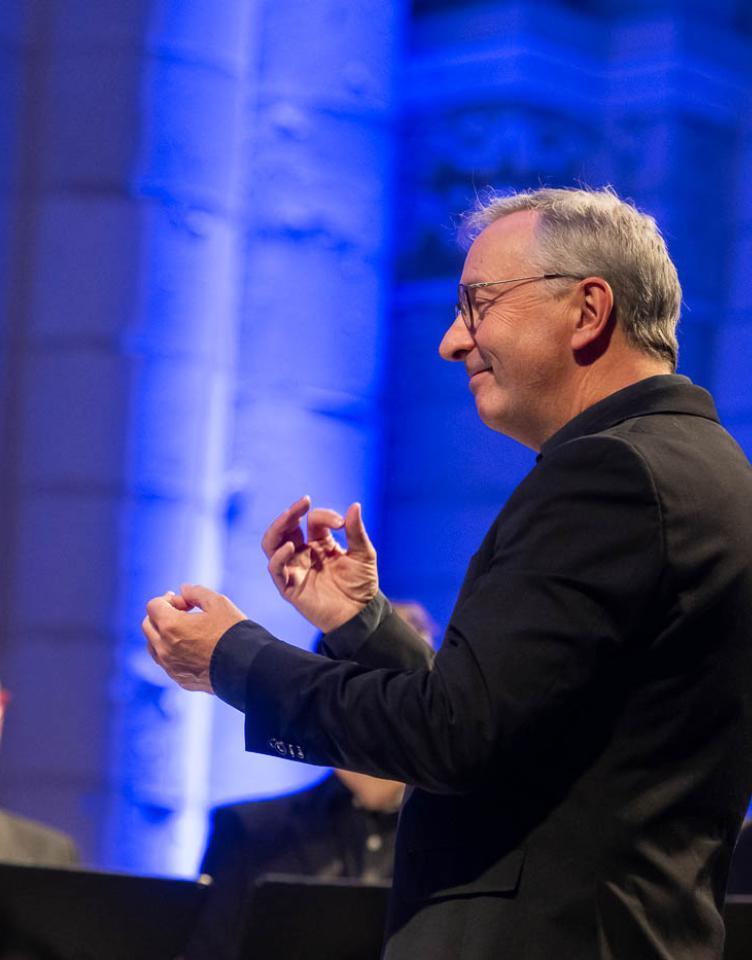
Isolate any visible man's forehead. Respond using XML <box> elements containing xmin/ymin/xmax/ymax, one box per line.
<box><xmin>461</xmin><ymin>209</ymin><xmax>539</xmax><ymax>283</ymax></box>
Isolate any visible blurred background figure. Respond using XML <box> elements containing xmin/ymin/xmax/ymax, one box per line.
<box><xmin>185</xmin><ymin>602</ymin><xmax>436</xmax><ymax>960</ymax></box>
<box><xmin>0</xmin><ymin>679</ymin><xmax>78</xmax><ymax>867</ymax></box>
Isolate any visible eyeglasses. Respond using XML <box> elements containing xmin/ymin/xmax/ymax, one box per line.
<box><xmin>456</xmin><ymin>273</ymin><xmax>584</xmax><ymax>337</ymax></box>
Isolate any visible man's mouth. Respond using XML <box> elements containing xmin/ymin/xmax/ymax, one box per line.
<box><xmin>467</xmin><ymin>367</ymin><xmax>491</xmax><ymax>391</ymax></box>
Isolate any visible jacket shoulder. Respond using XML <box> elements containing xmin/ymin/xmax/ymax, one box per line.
<box><xmin>509</xmin><ymin>431</ymin><xmax>663</xmax><ymax>530</ymax></box>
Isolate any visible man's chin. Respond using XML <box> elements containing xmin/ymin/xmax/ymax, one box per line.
<box><xmin>474</xmin><ymin>396</ymin><xmax>507</xmax><ymax>434</ymax></box>
<box><xmin>474</xmin><ymin>397</ymin><xmax>531</xmax><ymax>444</ymax></box>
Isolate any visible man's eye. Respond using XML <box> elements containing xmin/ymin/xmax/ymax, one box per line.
<box><xmin>474</xmin><ymin>297</ymin><xmax>495</xmax><ymax>319</ymax></box>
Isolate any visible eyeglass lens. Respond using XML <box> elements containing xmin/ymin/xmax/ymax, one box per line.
<box><xmin>457</xmin><ymin>285</ymin><xmax>473</xmax><ymax>333</ymax></box>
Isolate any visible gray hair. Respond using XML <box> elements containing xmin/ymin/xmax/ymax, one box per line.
<box><xmin>461</xmin><ymin>186</ymin><xmax>681</xmax><ymax>370</ymax></box>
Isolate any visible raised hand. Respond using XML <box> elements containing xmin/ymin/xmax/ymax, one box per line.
<box><xmin>261</xmin><ymin>496</ymin><xmax>378</xmax><ymax>632</ymax></box>
<box><xmin>143</xmin><ymin>585</ymin><xmax>247</xmax><ymax>692</ymax></box>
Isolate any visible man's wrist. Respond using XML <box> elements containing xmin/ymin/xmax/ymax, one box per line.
<box><xmin>210</xmin><ymin>620</ymin><xmax>275</xmax><ymax>712</ymax></box>
<box><xmin>318</xmin><ymin>592</ymin><xmax>391</xmax><ymax>659</ymax></box>
<box><xmin>316</xmin><ymin>599</ymin><xmax>373</xmax><ymax>634</ymax></box>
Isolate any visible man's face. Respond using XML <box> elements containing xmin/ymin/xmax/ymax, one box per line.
<box><xmin>439</xmin><ymin>210</ymin><xmax>575</xmax><ymax>448</ymax></box>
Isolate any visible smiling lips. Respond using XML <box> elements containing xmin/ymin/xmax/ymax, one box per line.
<box><xmin>468</xmin><ymin>367</ymin><xmax>492</xmax><ymax>388</ymax></box>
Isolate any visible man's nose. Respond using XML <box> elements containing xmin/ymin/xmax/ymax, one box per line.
<box><xmin>439</xmin><ymin>312</ymin><xmax>475</xmax><ymax>361</ymax></box>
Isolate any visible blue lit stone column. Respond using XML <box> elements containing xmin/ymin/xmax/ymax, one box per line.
<box><xmin>207</xmin><ymin>0</ymin><xmax>409</xmax><ymax>808</ymax></box>
<box><xmin>0</xmin><ymin>0</ymin><xmax>253</xmax><ymax>875</ymax></box>
<box><xmin>109</xmin><ymin>1</ymin><xmax>255</xmax><ymax>874</ymax></box>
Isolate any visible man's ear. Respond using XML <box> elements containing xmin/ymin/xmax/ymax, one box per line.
<box><xmin>571</xmin><ymin>277</ymin><xmax>614</xmax><ymax>361</ymax></box>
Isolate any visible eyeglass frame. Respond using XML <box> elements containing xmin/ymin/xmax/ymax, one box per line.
<box><xmin>456</xmin><ymin>273</ymin><xmax>585</xmax><ymax>337</ymax></box>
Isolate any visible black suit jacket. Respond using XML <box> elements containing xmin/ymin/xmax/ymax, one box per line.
<box><xmin>214</xmin><ymin>375</ymin><xmax>752</xmax><ymax>959</ymax></box>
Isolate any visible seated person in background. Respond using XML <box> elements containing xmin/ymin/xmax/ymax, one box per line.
<box><xmin>185</xmin><ymin>602</ymin><xmax>436</xmax><ymax>960</ymax></box>
<box><xmin>0</xmin><ymin>678</ymin><xmax>79</xmax><ymax>867</ymax></box>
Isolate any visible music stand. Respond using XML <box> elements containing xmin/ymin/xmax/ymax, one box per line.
<box><xmin>0</xmin><ymin>861</ymin><xmax>210</xmax><ymax>960</ymax></box>
<box><xmin>239</xmin><ymin>873</ymin><xmax>390</xmax><ymax>960</ymax></box>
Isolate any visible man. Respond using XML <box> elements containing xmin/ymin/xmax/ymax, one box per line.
<box><xmin>187</xmin><ymin>604</ymin><xmax>435</xmax><ymax>960</ymax></box>
<box><xmin>144</xmin><ymin>187</ymin><xmax>752</xmax><ymax>959</ymax></box>
<box><xmin>0</xmin><ymin>679</ymin><xmax>78</xmax><ymax>867</ymax></box>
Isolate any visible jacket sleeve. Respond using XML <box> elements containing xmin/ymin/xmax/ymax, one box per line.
<box><xmin>214</xmin><ymin>435</ymin><xmax>664</xmax><ymax>794</ymax></box>
<box><xmin>319</xmin><ymin>592</ymin><xmax>435</xmax><ymax>671</ymax></box>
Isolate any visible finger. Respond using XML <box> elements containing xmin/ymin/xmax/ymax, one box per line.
<box><xmin>166</xmin><ymin>590</ymin><xmax>192</xmax><ymax>612</ymax></box>
<box><xmin>180</xmin><ymin>583</ymin><xmax>219</xmax><ymax>611</ymax></box>
<box><xmin>344</xmin><ymin>502</ymin><xmax>375</xmax><ymax>557</ymax></box>
<box><xmin>179</xmin><ymin>678</ymin><xmax>211</xmax><ymax>693</ymax></box>
<box><xmin>145</xmin><ymin>595</ymin><xmax>179</xmax><ymax>628</ymax></box>
<box><xmin>307</xmin><ymin>508</ymin><xmax>345</xmax><ymax>546</ymax></box>
<box><xmin>268</xmin><ymin>541</ymin><xmax>297</xmax><ymax>590</ymax></box>
<box><xmin>261</xmin><ymin>496</ymin><xmax>311</xmax><ymax>558</ymax></box>
<box><xmin>141</xmin><ymin>616</ymin><xmax>162</xmax><ymax>657</ymax></box>
<box><xmin>146</xmin><ymin>637</ymin><xmax>161</xmax><ymax>664</ymax></box>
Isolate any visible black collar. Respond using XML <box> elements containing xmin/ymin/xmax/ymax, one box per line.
<box><xmin>538</xmin><ymin>375</ymin><xmax>719</xmax><ymax>460</ymax></box>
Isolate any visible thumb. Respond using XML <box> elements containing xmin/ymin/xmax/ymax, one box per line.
<box><xmin>180</xmin><ymin>583</ymin><xmax>219</xmax><ymax>611</ymax></box>
<box><xmin>344</xmin><ymin>502</ymin><xmax>375</xmax><ymax>557</ymax></box>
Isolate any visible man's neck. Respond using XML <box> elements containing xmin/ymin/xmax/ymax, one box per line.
<box><xmin>532</xmin><ymin>353</ymin><xmax>673</xmax><ymax>451</ymax></box>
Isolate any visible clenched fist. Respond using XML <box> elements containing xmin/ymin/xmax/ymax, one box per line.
<box><xmin>142</xmin><ymin>584</ymin><xmax>247</xmax><ymax>692</ymax></box>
